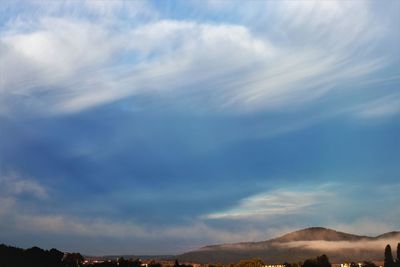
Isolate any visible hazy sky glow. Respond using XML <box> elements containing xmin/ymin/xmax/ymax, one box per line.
<box><xmin>0</xmin><ymin>0</ymin><xmax>400</xmax><ymax>255</ymax></box>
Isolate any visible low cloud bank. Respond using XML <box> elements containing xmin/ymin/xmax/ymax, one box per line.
<box><xmin>273</xmin><ymin>239</ymin><xmax>400</xmax><ymax>252</ymax></box>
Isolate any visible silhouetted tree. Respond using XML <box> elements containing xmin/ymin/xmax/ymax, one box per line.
<box><xmin>302</xmin><ymin>255</ymin><xmax>331</xmax><ymax>267</ymax></box>
<box><xmin>317</xmin><ymin>255</ymin><xmax>331</xmax><ymax>267</ymax></box>
<box><xmin>131</xmin><ymin>258</ymin><xmax>142</xmax><ymax>267</ymax></box>
<box><xmin>50</xmin><ymin>248</ymin><xmax>65</xmax><ymax>265</ymax></box>
<box><xmin>118</xmin><ymin>257</ymin><xmax>128</xmax><ymax>267</ymax></box>
<box><xmin>350</xmin><ymin>262</ymin><xmax>358</xmax><ymax>267</ymax></box>
<box><xmin>0</xmin><ymin>244</ymin><xmax>24</xmax><ymax>267</ymax></box>
<box><xmin>385</xmin><ymin>245</ymin><xmax>395</xmax><ymax>267</ymax></box>
<box><xmin>303</xmin><ymin>259</ymin><xmax>317</xmax><ymax>267</ymax></box>
<box><xmin>397</xmin><ymin>243</ymin><xmax>400</xmax><ymax>267</ymax></box>
<box><xmin>63</xmin><ymin>252</ymin><xmax>84</xmax><ymax>267</ymax></box>
<box><xmin>0</xmin><ymin>244</ymin><xmax>66</xmax><ymax>267</ymax></box>
<box><xmin>148</xmin><ymin>260</ymin><xmax>162</xmax><ymax>267</ymax></box>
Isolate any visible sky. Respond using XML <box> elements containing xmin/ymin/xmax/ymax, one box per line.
<box><xmin>0</xmin><ymin>0</ymin><xmax>400</xmax><ymax>256</ymax></box>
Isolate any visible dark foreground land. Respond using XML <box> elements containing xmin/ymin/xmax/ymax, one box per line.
<box><xmin>1</xmin><ymin>242</ymin><xmax>400</xmax><ymax>267</ymax></box>
<box><xmin>1</xmin><ymin>228</ymin><xmax>399</xmax><ymax>267</ymax></box>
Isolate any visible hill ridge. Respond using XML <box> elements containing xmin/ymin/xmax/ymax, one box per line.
<box><xmin>179</xmin><ymin>227</ymin><xmax>400</xmax><ymax>264</ymax></box>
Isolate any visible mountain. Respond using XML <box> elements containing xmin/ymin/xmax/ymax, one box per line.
<box><xmin>269</xmin><ymin>227</ymin><xmax>368</xmax><ymax>242</ymax></box>
<box><xmin>178</xmin><ymin>227</ymin><xmax>400</xmax><ymax>264</ymax></box>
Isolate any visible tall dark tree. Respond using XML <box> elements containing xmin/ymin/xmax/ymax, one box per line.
<box><xmin>302</xmin><ymin>255</ymin><xmax>331</xmax><ymax>267</ymax></box>
<box><xmin>63</xmin><ymin>252</ymin><xmax>83</xmax><ymax>267</ymax></box>
<box><xmin>316</xmin><ymin>255</ymin><xmax>331</xmax><ymax>267</ymax></box>
<box><xmin>397</xmin><ymin>244</ymin><xmax>400</xmax><ymax>262</ymax></box>
<box><xmin>397</xmin><ymin>243</ymin><xmax>400</xmax><ymax>267</ymax></box>
<box><xmin>385</xmin><ymin>245</ymin><xmax>395</xmax><ymax>267</ymax></box>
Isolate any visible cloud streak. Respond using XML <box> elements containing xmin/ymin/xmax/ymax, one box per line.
<box><xmin>1</xmin><ymin>0</ymin><xmax>399</xmax><ymax>255</ymax></box>
<box><xmin>204</xmin><ymin>186</ymin><xmax>333</xmax><ymax>220</ymax></box>
<box><xmin>273</xmin><ymin>239</ymin><xmax>400</xmax><ymax>253</ymax></box>
<box><xmin>0</xmin><ymin>172</ymin><xmax>48</xmax><ymax>199</ymax></box>
<box><xmin>1</xmin><ymin>1</ymin><xmax>396</xmax><ymax>117</ymax></box>
<box><xmin>353</xmin><ymin>94</ymin><xmax>400</xmax><ymax>119</ymax></box>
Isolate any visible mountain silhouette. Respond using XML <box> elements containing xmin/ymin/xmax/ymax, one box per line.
<box><xmin>270</xmin><ymin>227</ymin><xmax>369</xmax><ymax>242</ymax></box>
<box><xmin>178</xmin><ymin>227</ymin><xmax>400</xmax><ymax>264</ymax></box>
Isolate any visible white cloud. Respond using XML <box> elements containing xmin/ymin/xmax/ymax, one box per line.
<box><xmin>13</xmin><ymin>214</ymin><xmax>261</xmax><ymax>245</ymax></box>
<box><xmin>202</xmin><ymin>182</ymin><xmax>400</xmax><ymax>232</ymax></box>
<box><xmin>0</xmin><ymin>172</ymin><xmax>48</xmax><ymax>199</ymax></box>
<box><xmin>0</xmin><ymin>171</ymin><xmax>263</xmax><ymax>252</ymax></box>
<box><xmin>0</xmin><ymin>18</ymin><xmax>276</xmax><ymax>114</ymax></box>
<box><xmin>204</xmin><ymin>187</ymin><xmax>333</xmax><ymax>220</ymax></box>
<box><xmin>273</xmin><ymin>239</ymin><xmax>400</xmax><ymax>252</ymax></box>
<box><xmin>0</xmin><ymin>178</ymin><xmax>398</xmax><ymax>254</ymax></box>
<box><xmin>353</xmin><ymin>94</ymin><xmax>400</xmax><ymax>119</ymax></box>
<box><xmin>1</xmin><ymin>18</ymin><xmax>119</xmax><ymax>92</ymax></box>
<box><xmin>0</xmin><ymin>1</ymin><xmax>394</xmax><ymax>116</ymax></box>
<box><xmin>0</xmin><ymin>196</ymin><xmax>263</xmax><ymax>253</ymax></box>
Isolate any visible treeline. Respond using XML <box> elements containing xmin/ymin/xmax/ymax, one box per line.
<box><xmin>0</xmin><ymin>244</ymin><xmax>191</xmax><ymax>267</ymax></box>
<box><xmin>210</xmin><ymin>255</ymin><xmax>379</xmax><ymax>267</ymax></box>
<box><xmin>1</xmin><ymin>243</ymin><xmax>399</xmax><ymax>267</ymax></box>
<box><xmin>384</xmin><ymin>243</ymin><xmax>400</xmax><ymax>267</ymax></box>
<box><xmin>0</xmin><ymin>244</ymin><xmax>83</xmax><ymax>267</ymax></box>
<box><xmin>209</xmin><ymin>255</ymin><xmax>332</xmax><ymax>267</ymax></box>
<box><xmin>84</xmin><ymin>258</ymin><xmax>192</xmax><ymax>267</ymax></box>
<box><xmin>85</xmin><ymin>258</ymin><xmax>142</xmax><ymax>267</ymax></box>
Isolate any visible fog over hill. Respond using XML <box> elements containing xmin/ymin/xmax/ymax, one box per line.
<box><xmin>178</xmin><ymin>227</ymin><xmax>400</xmax><ymax>264</ymax></box>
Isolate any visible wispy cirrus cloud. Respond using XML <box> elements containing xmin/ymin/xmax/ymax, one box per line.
<box><xmin>1</xmin><ymin>0</ymin><xmax>399</xmax><ymax>255</ymax></box>
<box><xmin>0</xmin><ymin>172</ymin><xmax>48</xmax><ymax>199</ymax></box>
<box><xmin>353</xmin><ymin>94</ymin><xmax>400</xmax><ymax>119</ymax></box>
<box><xmin>203</xmin><ymin>182</ymin><xmax>400</xmax><ymax>241</ymax></box>
<box><xmin>0</xmin><ymin>172</ymin><xmax>262</xmax><ymax>254</ymax></box>
<box><xmin>1</xmin><ymin>1</ymin><xmax>396</xmax><ymax>117</ymax></box>
<box><xmin>203</xmin><ymin>186</ymin><xmax>334</xmax><ymax>220</ymax></box>
<box><xmin>1</xmin><ymin>171</ymin><xmax>399</xmax><ymax>254</ymax></box>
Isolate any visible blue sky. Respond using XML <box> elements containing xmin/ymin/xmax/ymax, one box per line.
<box><xmin>0</xmin><ymin>0</ymin><xmax>400</xmax><ymax>255</ymax></box>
